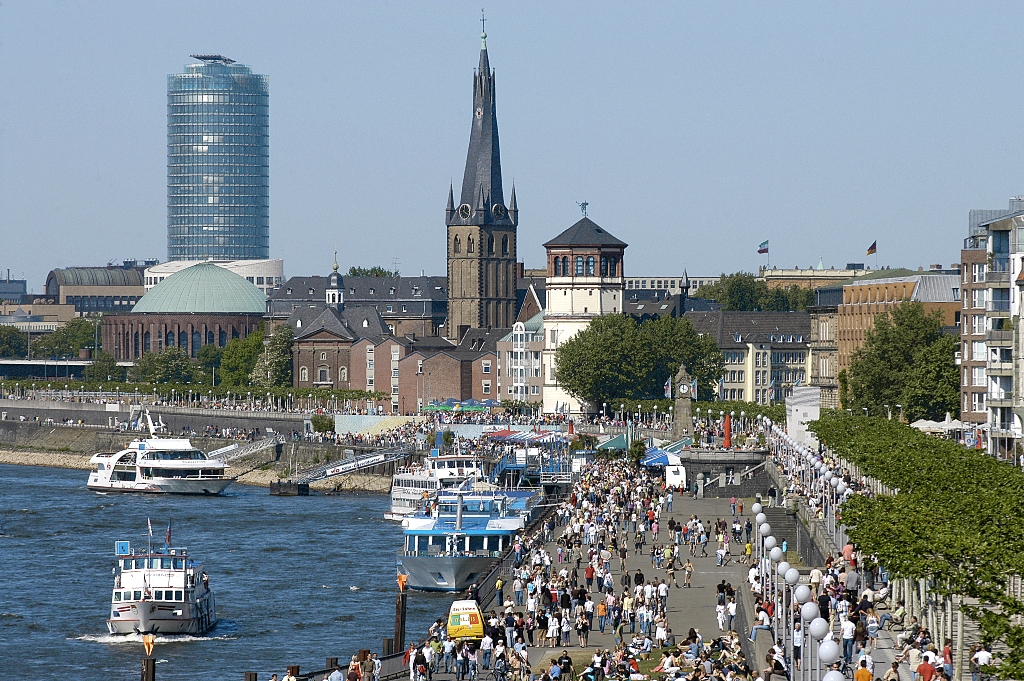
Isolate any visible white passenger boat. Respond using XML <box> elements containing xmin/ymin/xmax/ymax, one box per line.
<box><xmin>87</xmin><ymin>412</ymin><xmax>231</xmax><ymax>495</ymax></box>
<box><xmin>384</xmin><ymin>453</ymin><xmax>487</xmax><ymax>520</ymax></box>
<box><xmin>107</xmin><ymin>533</ymin><xmax>217</xmax><ymax>635</ymax></box>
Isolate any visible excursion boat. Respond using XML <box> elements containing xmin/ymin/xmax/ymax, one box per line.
<box><xmin>397</xmin><ymin>490</ymin><xmax>540</xmax><ymax>592</ymax></box>
<box><xmin>384</xmin><ymin>453</ymin><xmax>487</xmax><ymax>521</ymax></box>
<box><xmin>87</xmin><ymin>414</ymin><xmax>231</xmax><ymax>494</ymax></box>
<box><xmin>107</xmin><ymin>535</ymin><xmax>217</xmax><ymax>635</ymax></box>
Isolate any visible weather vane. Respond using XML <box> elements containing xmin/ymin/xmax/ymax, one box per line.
<box><xmin>577</xmin><ymin>201</ymin><xmax>589</xmax><ymax>217</ymax></box>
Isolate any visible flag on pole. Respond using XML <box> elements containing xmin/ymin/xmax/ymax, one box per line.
<box><xmin>866</xmin><ymin>240</ymin><xmax>877</xmax><ymax>256</ymax></box>
<box><xmin>757</xmin><ymin>240</ymin><xmax>769</xmax><ymax>255</ymax></box>
<box><xmin>664</xmin><ymin>377</ymin><xmax>672</xmax><ymax>398</ymax></box>
<box><xmin>147</xmin><ymin>518</ymin><xmax>153</xmax><ymax>537</ymax></box>
<box><xmin>691</xmin><ymin>379</ymin><xmax>697</xmax><ymax>397</ymax></box>
<box><xmin>165</xmin><ymin>518</ymin><xmax>172</xmax><ymax>547</ymax></box>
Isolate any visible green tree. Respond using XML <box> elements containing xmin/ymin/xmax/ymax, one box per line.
<box><xmin>32</xmin><ymin>317</ymin><xmax>103</xmax><ymax>357</ymax></box>
<box><xmin>251</xmin><ymin>324</ymin><xmax>294</xmax><ymax>389</ymax></box>
<box><xmin>84</xmin><ymin>351</ymin><xmax>124</xmax><ymax>382</ymax></box>
<box><xmin>196</xmin><ymin>344</ymin><xmax>223</xmax><ymax>385</ymax></box>
<box><xmin>0</xmin><ymin>326</ymin><xmax>28</xmax><ymax>358</ymax></box>
<box><xmin>554</xmin><ymin>315</ymin><xmax>724</xmax><ymax>409</ymax></box>
<box><xmin>219</xmin><ymin>326</ymin><xmax>264</xmax><ymax>388</ymax></box>
<box><xmin>695</xmin><ymin>272</ymin><xmax>814</xmax><ymax>311</ymax></box>
<box><xmin>347</xmin><ymin>266</ymin><xmax>398</xmax><ymax>277</ymax></box>
<box><xmin>839</xmin><ymin>302</ymin><xmax>958</xmax><ymax>421</ymax></box>
<box><xmin>311</xmin><ymin>414</ymin><xmax>334</xmax><ymax>433</ymax></box>
<box><xmin>128</xmin><ymin>347</ymin><xmax>199</xmax><ymax>384</ymax></box>
<box><xmin>627</xmin><ymin>439</ymin><xmax>647</xmax><ymax>466</ymax></box>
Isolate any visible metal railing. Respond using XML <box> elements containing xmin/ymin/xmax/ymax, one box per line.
<box><xmin>296</xmin><ymin>444</ymin><xmax>413</xmax><ymax>484</ymax></box>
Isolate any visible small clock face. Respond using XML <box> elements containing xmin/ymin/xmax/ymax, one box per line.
<box><xmin>458</xmin><ymin>204</ymin><xmax>472</xmax><ymax>220</ymax></box>
<box><xmin>492</xmin><ymin>204</ymin><xmax>506</xmax><ymax>220</ymax></box>
<box><xmin>678</xmin><ymin>384</ymin><xmax>690</xmax><ymax>397</ymax></box>
<box><xmin>476</xmin><ymin>107</ymin><xmax>483</xmax><ymax>119</ymax></box>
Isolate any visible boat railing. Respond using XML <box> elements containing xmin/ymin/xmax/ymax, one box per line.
<box><xmin>397</xmin><ymin>549</ymin><xmax>503</xmax><ymax>558</ymax></box>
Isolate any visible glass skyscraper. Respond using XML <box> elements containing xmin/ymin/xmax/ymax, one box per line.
<box><xmin>167</xmin><ymin>55</ymin><xmax>269</xmax><ymax>261</ymax></box>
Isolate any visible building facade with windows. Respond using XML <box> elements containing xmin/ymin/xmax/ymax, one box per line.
<box><xmin>836</xmin><ymin>271</ymin><xmax>961</xmax><ymax>376</ymax></box>
<box><xmin>145</xmin><ymin>259</ymin><xmax>283</xmax><ymax>297</ymax></box>
<box><xmin>685</xmin><ymin>310</ymin><xmax>811</xmax><ymax>405</ymax></box>
<box><xmin>496</xmin><ymin>312</ymin><xmax>544</xmax><ymax>404</ymax></box>
<box><xmin>541</xmin><ymin>217</ymin><xmax>627</xmax><ymax>415</ymax></box>
<box><xmin>168</xmin><ymin>55</ymin><xmax>269</xmax><ymax>261</ymax></box>
<box><xmin>45</xmin><ymin>267</ymin><xmax>146</xmax><ymax>315</ymax></box>
<box><xmin>961</xmin><ymin>236</ymin><xmax>989</xmax><ymax>428</ymax></box>
<box><xmin>807</xmin><ymin>287</ymin><xmax>840</xmax><ymax>409</ymax></box>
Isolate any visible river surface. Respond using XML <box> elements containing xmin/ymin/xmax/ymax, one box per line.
<box><xmin>0</xmin><ymin>464</ymin><xmax>450</xmax><ymax>680</ymax></box>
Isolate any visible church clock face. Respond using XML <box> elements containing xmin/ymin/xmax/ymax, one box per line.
<box><xmin>492</xmin><ymin>204</ymin><xmax>506</xmax><ymax>220</ymax></box>
<box><xmin>458</xmin><ymin>204</ymin><xmax>472</xmax><ymax>220</ymax></box>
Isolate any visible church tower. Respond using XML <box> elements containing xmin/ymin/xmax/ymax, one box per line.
<box><xmin>446</xmin><ymin>27</ymin><xmax>518</xmax><ymax>341</ymax></box>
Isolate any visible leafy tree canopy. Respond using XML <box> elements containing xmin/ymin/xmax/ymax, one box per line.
<box><xmin>695</xmin><ymin>272</ymin><xmax>813</xmax><ymax>311</ymax></box>
<box><xmin>84</xmin><ymin>351</ymin><xmax>124</xmax><ymax>382</ymax></box>
<box><xmin>554</xmin><ymin>315</ymin><xmax>724</xmax><ymax>409</ymax></box>
<box><xmin>347</xmin><ymin>266</ymin><xmax>398</xmax><ymax>277</ymax></box>
<box><xmin>251</xmin><ymin>324</ymin><xmax>294</xmax><ymax>389</ymax></box>
<box><xmin>31</xmin><ymin>317</ymin><xmax>103</xmax><ymax>358</ymax></box>
<box><xmin>0</xmin><ymin>326</ymin><xmax>28</xmax><ymax>358</ymax></box>
<box><xmin>838</xmin><ymin>302</ymin><xmax>958</xmax><ymax>421</ymax></box>
<box><xmin>128</xmin><ymin>347</ymin><xmax>201</xmax><ymax>384</ymax></box>
<box><xmin>219</xmin><ymin>325</ymin><xmax>265</xmax><ymax>388</ymax></box>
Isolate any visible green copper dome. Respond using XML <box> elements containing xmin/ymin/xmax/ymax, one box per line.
<box><xmin>132</xmin><ymin>262</ymin><xmax>267</xmax><ymax>314</ymax></box>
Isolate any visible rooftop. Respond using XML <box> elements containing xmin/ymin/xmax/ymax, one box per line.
<box><xmin>543</xmin><ymin>217</ymin><xmax>627</xmax><ymax>249</ymax></box>
<box><xmin>131</xmin><ymin>262</ymin><xmax>266</xmax><ymax>315</ymax></box>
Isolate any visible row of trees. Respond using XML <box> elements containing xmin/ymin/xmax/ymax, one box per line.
<box><xmin>0</xmin><ymin>317</ymin><xmax>102</xmax><ymax>359</ymax></box>
<box><xmin>695</xmin><ymin>272</ymin><xmax>814</xmax><ymax>311</ymax></box>
<box><xmin>123</xmin><ymin>324</ymin><xmax>294</xmax><ymax>388</ymax></box>
<box><xmin>811</xmin><ymin>413</ymin><xmax>1024</xmax><ymax>678</ymax></box>
<box><xmin>553</xmin><ymin>314</ymin><xmax>724</xmax><ymax>407</ymax></box>
<box><xmin>839</xmin><ymin>302</ymin><xmax>959</xmax><ymax>422</ymax></box>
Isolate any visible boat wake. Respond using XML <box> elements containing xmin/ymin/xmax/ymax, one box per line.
<box><xmin>75</xmin><ymin>632</ymin><xmax>238</xmax><ymax>645</ymax></box>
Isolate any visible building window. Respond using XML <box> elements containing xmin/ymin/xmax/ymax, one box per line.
<box><xmin>973</xmin><ymin>392</ymin><xmax>985</xmax><ymax>413</ymax></box>
<box><xmin>586</xmin><ymin>256</ymin><xmax>596</xmax><ymax>276</ymax></box>
<box><xmin>318</xmin><ymin>367</ymin><xmax>329</xmax><ymax>383</ymax></box>
<box><xmin>488</xmin><ymin>235</ymin><xmax>494</xmax><ymax>254</ymax></box>
<box><xmin>973</xmin><ymin>366</ymin><xmax>986</xmax><ymax>386</ymax></box>
<box><xmin>386</xmin><ymin>305</ymin><xmax>393</xmax><ymax>312</ymax></box>
<box><xmin>320</xmin><ymin>352</ymin><xmax>327</xmax><ymax>361</ymax></box>
<box><xmin>482</xmin><ymin>361</ymin><xmax>491</xmax><ymax>374</ymax></box>
<box><xmin>609</xmin><ymin>257</ymin><xmax>617</xmax><ymax>276</ymax></box>
<box><xmin>300</xmin><ymin>367</ymin><xmax>308</xmax><ymax>382</ymax></box>
<box><xmin>482</xmin><ymin>381</ymin><xmax>491</xmax><ymax>395</ymax></box>
<box><xmin>531</xmin><ymin>385</ymin><xmax>539</xmax><ymax>395</ymax></box>
<box><xmin>502</xmin><ymin>235</ymin><xmax>509</xmax><ymax>255</ymax></box>
<box><xmin>554</xmin><ymin>257</ymin><xmax>562</xmax><ymax>276</ymax></box>
<box><xmin>468</xmin><ymin>237</ymin><xmax>475</xmax><ymax>253</ymax></box>
<box><xmin>575</xmin><ymin>256</ymin><xmax>585</xmax><ymax>276</ymax></box>
<box><xmin>600</xmin><ymin>257</ymin><xmax>608</xmax><ymax>276</ymax></box>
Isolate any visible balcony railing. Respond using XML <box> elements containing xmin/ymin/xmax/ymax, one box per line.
<box><xmin>986</xmin><ymin>299</ymin><xmax>1011</xmax><ymax>313</ymax></box>
<box><xmin>987</xmin><ymin>329</ymin><xmax>1013</xmax><ymax>342</ymax></box>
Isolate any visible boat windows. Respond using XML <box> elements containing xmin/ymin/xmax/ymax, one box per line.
<box><xmin>175</xmin><ymin>590</ymin><xmax>183</xmax><ymax>601</ymax></box>
<box><xmin>133</xmin><ymin>590</ymin><xmax>142</xmax><ymax>601</ymax></box>
<box><xmin>124</xmin><ymin>591</ymin><xmax>132</xmax><ymax>600</ymax></box>
<box><xmin>134</xmin><ymin>559</ymin><xmax>146</xmax><ymax>569</ymax></box>
<box><xmin>123</xmin><ymin>559</ymin><xmax>133</xmax><ymax>570</ymax></box>
<box><xmin>155</xmin><ymin>590</ymin><xmax>163</xmax><ymax>600</ymax></box>
<box><xmin>142</xmin><ymin>450</ymin><xmax>207</xmax><ymax>461</ymax></box>
<box><xmin>160</xmin><ymin>558</ymin><xmax>172</xmax><ymax>569</ymax></box>
<box><xmin>173</xmin><ymin>558</ymin><xmax>185</xmax><ymax>570</ymax></box>
<box><xmin>114</xmin><ymin>592</ymin><xmax>121</xmax><ymax>601</ymax></box>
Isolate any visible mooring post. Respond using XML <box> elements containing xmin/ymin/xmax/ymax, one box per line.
<box><xmin>395</xmin><ymin>574</ymin><xmax>408</xmax><ymax>651</ymax></box>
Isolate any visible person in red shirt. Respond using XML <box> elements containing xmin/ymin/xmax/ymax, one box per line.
<box><xmin>917</xmin><ymin>659</ymin><xmax>937</xmax><ymax>681</ymax></box>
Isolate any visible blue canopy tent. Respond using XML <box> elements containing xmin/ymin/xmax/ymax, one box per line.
<box><xmin>640</xmin><ymin>448</ymin><xmax>682</xmax><ymax>467</ymax></box>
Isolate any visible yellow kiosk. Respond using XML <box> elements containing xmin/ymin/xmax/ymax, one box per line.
<box><xmin>446</xmin><ymin>600</ymin><xmax>485</xmax><ymax>641</ymax></box>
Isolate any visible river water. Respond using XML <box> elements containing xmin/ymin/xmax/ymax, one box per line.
<box><xmin>0</xmin><ymin>464</ymin><xmax>449</xmax><ymax>680</ymax></box>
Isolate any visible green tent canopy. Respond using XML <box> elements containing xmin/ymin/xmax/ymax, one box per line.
<box><xmin>597</xmin><ymin>433</ymin><xmax>628</xmax><ymax>450</ymax></box>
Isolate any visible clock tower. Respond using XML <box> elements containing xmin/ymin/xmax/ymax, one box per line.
<box><xmin>445</xmin><ymin>29</ymin><xmax>518</xmax><ymax>341</ymax></box>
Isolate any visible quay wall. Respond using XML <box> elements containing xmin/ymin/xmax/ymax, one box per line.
<box><xmin>0</xmin><ymin>420</ymin><xmax>405</xmax><ymax>492</ymax></box>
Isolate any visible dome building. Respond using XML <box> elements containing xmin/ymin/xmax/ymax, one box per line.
<box><xmin>102</xmin><ymin>262</ymin><xmax>267</xmax><ymax>361</ymax></box>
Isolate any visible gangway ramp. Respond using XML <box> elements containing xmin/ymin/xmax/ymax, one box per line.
<box><xmin>295</xmin><ymin>444</ymin><xmax>413</xmax><ymax>484</ymax></box>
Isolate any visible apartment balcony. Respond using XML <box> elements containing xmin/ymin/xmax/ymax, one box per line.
<box><xmin>986</xmin><ymin>257</ymin><xmax>1010</xmax><ymax>284</ymax></box>
<box><xmin>988</xmin><ymin>395</ymin><xmax>1013</xmax><ymax>409</ymax></box>
<box><xmin>986</xmin><ymin>299</ymin><xmax>1011</xmax><ymax>317</ymax></box>
<box><xmin>987</xmin><ymin>360</ymin><xmax>1014</xmax><ymax>376</ymax></box>
<box><xmin>987</xmin><ymin>329</ymin><xmax>1014</xmax><ymax>344</ymax></box>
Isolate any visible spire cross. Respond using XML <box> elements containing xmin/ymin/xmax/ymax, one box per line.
<box><xmin>481</xmin><ymin>9</ymin><xmax>486</xmax><ymax>35</ymax></box>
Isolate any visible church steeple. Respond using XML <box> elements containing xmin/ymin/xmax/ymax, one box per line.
<box><xmin>448</xmin><ymin>25</ymin><xmax>513</xmax><ymax>227</ymax></box>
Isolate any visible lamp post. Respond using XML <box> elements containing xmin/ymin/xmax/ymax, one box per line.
<box><xmin>895</xmin><ymin>404</ymin><xmax>903</xmax><ymax>422</ymax></box>
<box><xmin>884</xmin><ymin>404</ymin><xmax>891</xmax><ymax>420</ymax></box>
<box><xmin>862</xmin><ymin>407</ymin><xmax>868</xmax><ymax>416</ymax></box>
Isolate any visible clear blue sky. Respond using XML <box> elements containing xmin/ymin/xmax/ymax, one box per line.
<box><xmin>2</xmin><ymin>1</ymin><xmax>1022</xmax><ymax>291</ymax></box>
